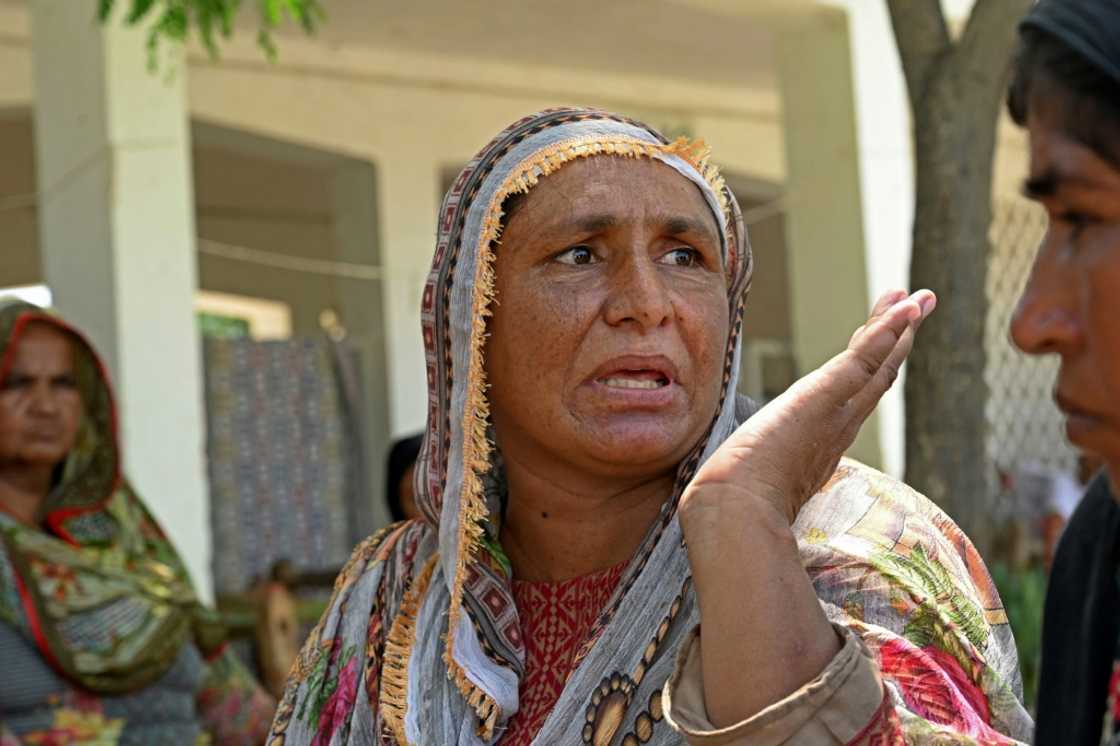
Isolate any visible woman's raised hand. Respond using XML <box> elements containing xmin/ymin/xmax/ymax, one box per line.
<box><xmin>680</xmin><ymin>289</ymin><xmax>936</xmax><ymax>528</ymax></box>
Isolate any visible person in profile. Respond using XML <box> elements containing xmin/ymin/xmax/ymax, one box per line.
<box><xmin>1007</xmin><ymin>2</ymin><xmax>1120</xmax><ymax>744</ymax></box>
<box><xmin>385</xmin><ymin>434</ymin><xmax>423</xmax><ymax>522</ymax></box>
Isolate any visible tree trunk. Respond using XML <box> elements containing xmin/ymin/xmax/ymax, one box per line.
<box><xmin>888</xmin><ymin>0</ymin><xmax>1030</xmax><ymax>553</ymax></box>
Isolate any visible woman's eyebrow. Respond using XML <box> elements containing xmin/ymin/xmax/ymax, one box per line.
<box><xmin>664</xmin><ymin>215</ymin><xmax>718</xmax><ymax>242</ymax></box>
<box><xmin>574</xmin><ymin>214</ymin><xmax>617</xmax><ymax>233</ymax></box>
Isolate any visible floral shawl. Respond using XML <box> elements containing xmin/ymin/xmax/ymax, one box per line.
<box><xmin>0</xmin><ymin>301</ymin><xmax>225</xmax><ymax>695</ymax></box>
<box><xmin>270</xmin><ymin>109</ymin><xmax>1033</xmax><ymax>745</ymax></box>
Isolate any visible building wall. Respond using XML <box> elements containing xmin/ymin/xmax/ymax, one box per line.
<box><xmin>0</xmin><ymin>1</ymin><xmax>788</xmax><ymax>443</ymax></box>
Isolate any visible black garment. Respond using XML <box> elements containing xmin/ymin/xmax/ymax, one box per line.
<box><xmin>1036</xmin><ymin>474</ymin><xmax>1120</xmax><ymax>745</ymax></box>
<box><xmin>1022</xmin><ymin>0</ymin><xmax>1120</xmax><ymax>87</ymax></box>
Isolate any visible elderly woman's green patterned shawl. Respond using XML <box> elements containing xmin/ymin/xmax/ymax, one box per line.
<box><xmin>270</xmin><ymin>109</ymin><xmax>1033</xmax><ymax>745</ymax></box>
<box><xmin>0</xmin><ymin>301</ymin><xmax>224</xmax><ymax>694</ymax></box>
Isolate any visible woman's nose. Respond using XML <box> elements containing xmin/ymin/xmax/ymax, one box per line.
<box><xmin>603</xmin><ymin>256</ymin><xmax>672</xmax><ymax>330</ymax></box>
<box><xmin>1010</xmin><ymin>239</ymin><xmax>1082</xmax><ymax>356</ymax></box>
<box><xmin>28</xmin><ymin>383</ymin><xmax>60</xmax><ymax>415</ymax></box>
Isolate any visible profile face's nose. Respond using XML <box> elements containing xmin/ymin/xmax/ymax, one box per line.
<box><xmin>1010</xmin><ymin>234</ymin><xmax>1082</xmax><ymax>358</ymax></box>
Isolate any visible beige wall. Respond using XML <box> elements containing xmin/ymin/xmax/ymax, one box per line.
<box><xmin>0</xmin><ymin>113</ymin><xmax>39</xmax><ymax>287</ymax></box>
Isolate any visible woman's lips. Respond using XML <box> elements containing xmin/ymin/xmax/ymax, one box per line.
<box><xmin>1055</xmin><ymin>392</ymin><xmax>1108</xmax><ymax>444</ymax></box>
<box><xmin>25</xmin><ymin>428</ymin><xmax>63</xmax><ymax>441</ymax></box>
<box><xmin>584</xmin><ymin>355</ymin><xmax>681</xmax><ymax>409</ymax></box>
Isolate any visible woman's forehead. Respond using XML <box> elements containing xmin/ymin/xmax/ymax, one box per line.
<box><xmin>508</xmin><ymin>155</ymin><xmax>720</xmax><ymax>234</ymax></box>
<box><xmin>17</xmin><ymin>320</ymin><xmax>75</xmax><ymax>352</ymax></box>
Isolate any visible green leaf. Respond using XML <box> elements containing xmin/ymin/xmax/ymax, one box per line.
<box><xmin>257</xmin><ymin>27</ymin><xmax>278</xmax><ymax>62</ymax></box>
<box><xmin>191</xmin><ymin>0</ymin><xmax>219</xmax><ymax>58</ymax></box>
<box><xmin>127</xmin><ymin>0</ymin><xmax>158</xmax><ymax>24</ymax></box>
<box><xmin>262</xmin><ymin>0</ymin><xmax>282</xmax><ymax>26</ymax></box>
<box><xmin>102</xmin><ymin>0</ymin><xmax>320</xmax><ymax>69</ymax></box>
<box><xmin>156</xmin><ymin>5</ymin><xmax>189</xmax><ymax>42</ymax></box>
<box><xmin>145</xmin><ymin>26</ymin><xmax>160</xmax><ymax>73</ymax></box>
<box><xmin>218</xmin><ymin>0</ymin><xmax>237</xmax><ymax>36</ymax></box>
<box><xmin>298</xmin><ymin>1</ymin><xmax>324</xmax><ymax>34</ymax></box>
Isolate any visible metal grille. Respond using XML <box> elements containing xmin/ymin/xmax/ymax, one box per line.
<box><xmin>985</xmin><ymin>198</ymin><xmax>1077</xmax><ymax>496</ymax></box>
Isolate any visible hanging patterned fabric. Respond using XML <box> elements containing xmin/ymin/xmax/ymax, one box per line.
<box><xmin>203</xmin><ymin>338</ymin><xmax>361</xmax><ymax>595</ymax></box>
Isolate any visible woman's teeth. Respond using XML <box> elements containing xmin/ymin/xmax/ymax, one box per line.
<box><xmin>601</xmin><ymin>377</ymin><xmax>666</xmax><ymax>389</ymax></box>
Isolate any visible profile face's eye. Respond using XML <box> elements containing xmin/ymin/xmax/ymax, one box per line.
<box><xmin>660</xmin><ymin>247</ymin><xmax>702</xmax><ymax>268</ymax></box>
<box><xmin>554</xmin><ymin>246</ymin><xmax>598</xmax><ymax>266</ymax></box>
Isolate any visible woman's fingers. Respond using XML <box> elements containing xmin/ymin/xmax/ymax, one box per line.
<box><xmin>848</xmin><ymin>322</ymin><xmax>916</xmax><ymax>418</ymax></box>
<box><xmin>846</xmin><ymin>291</ymin><xmax>935</xmax><ymax>419</ymax></box>
<box><xmin>849</xmin><ymin>289</ymin><xmax>908</xmax><ymax>347</ymax></box>
<box><xmin>870</xmin><ymin>289</ymin><xmax>909</xmax><ymax>319</ymax></box>
<box><xmin>812</xmin><ymin>297</ymin><xmax>920</xmax><ymax>406</ymax></box>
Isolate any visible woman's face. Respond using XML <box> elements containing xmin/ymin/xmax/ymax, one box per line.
<box><xmin>0</xmin><ymin>323</ymin><xmax>83</xmax><ymax>470</ymax></box>
<box><xmin>486</xmin><ymin>156</ymin><xmax>730</xmax><ymax>483</ymax></box>
<box><xmin>1012</xmin><ymin>98</ymin><xmax>1120</xmax><ymax>489</ymax></box>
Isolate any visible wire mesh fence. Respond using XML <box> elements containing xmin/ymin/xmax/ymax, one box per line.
<box><xmin>985</xmin><ymin>198</ymin><xmax>1078</xmax><ymax>524</ymax></box>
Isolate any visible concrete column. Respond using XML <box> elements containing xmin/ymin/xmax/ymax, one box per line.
<box><xmin>777</xmin><ymin>5</ymin><xmax>882</xmax><ymax>469</ymax></box>
<box><xmin>332</xmin><ymin>160</ymin><xmax>392</xmax><ymax>535</ymax></box>
<box><xmin>30</xmin><ymin>2</ymin><xmax>212</xmax><ymax>599</ymax></box>
<box><xmin>377</xmin><ymin>150</ymin><xmax>443</xmax><ymax>437</ymax></box>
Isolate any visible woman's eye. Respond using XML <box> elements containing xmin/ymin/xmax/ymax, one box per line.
<box><xmin>1</xmin><ymin>376</ymin><xmax>29</xmax><ymax>391</ymax></box>
<box><xmin>554</xmin><ymin>246</ymin><xmax>597</xmax><ymax>266</ymax></box>
<box><xmin>660</xmin><ymin>247</ymin><xmax>702</xmax><ymax>268</ymax></box>
<box><xmin>1059</xmin><ymin>211</ymin><xmax>1097</xmax><ymax>241</ymax></box>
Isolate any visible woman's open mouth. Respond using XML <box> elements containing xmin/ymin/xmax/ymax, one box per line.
<box><xmin>599</xmin><ymin>371</ymin><xmax>671</xmax><ymax>390</ymax></box>
<box><xmin>586</xmin><ymin>355</ymin><xmax>679</xmax><ymax>409</ymax></box>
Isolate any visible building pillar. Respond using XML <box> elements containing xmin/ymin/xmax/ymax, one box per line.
<box><xmin>332</xmin><ymin>160</ymin><xmax>392</xmax><ymax>534</ymax></box>
<box><xmin>377</xmin><ymin>151</ymin><xmax>443</xmax><ymax>437</ymax></box>
<box><xmin>777</xmin><ymin>5</ymin><xmax>882</xmax><ymax>469</ymax></box>
<box><xmin>30</xmin><ymin>2</ymin><xmax>212</xmax><ymax>599</ymax></box>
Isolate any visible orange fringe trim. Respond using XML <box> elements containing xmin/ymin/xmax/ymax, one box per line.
<box><xmin>443</xmin><ymin>133</ymin><xmax>730</xmax><ymax>741</ymax></box>
<box><xmin>381</xmin><ymin>554</ymin><xmax>438</xmax><ymax>746</ymax></box>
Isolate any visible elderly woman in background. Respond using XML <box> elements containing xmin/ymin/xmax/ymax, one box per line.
<box><xmin>271</xmin><ymin>109</ymin><xmax>1032</xmax><ymax>744</ymax></box>
<box><xmin>0</xmin><ymin>302</ymin><xmax>274</xmax><ymax>745</ymax></box>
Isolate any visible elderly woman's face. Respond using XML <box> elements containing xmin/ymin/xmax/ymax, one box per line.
<box><xmin>0</xmin><ymin>323</ymin><xmax>83</xmax><ymax>470</ymax></box>
<box><xmin>486</xmin><ymin>156</ymin><xmax>729</xmax><ymax>481</ymax></box>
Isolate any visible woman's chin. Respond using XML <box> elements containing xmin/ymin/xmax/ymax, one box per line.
<box><xmin>585</xmin><ymin>422</ymin><xmax>696</xmax><ymax>470</ymax></box>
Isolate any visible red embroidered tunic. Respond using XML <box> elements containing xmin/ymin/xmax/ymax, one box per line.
<box><xmin>499</xmin><ymin>562</ymin><xmax>627</xmax><ymax>746</ymax></box>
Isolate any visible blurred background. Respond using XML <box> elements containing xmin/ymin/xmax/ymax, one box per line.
<box><xmin>0</xmin><ymin>0</ymin><xmax>1071</xmax><ymax>704</ymax></box>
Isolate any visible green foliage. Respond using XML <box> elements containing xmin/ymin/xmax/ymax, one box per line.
<box><xmin>197</xmin><ymin>311</ymin><xmax>251</xmax><ymax>339</ymax></box>
<box><xmin>97</xmin><ymin>0</ymin><xmax>324</xmax><ymax>68</ymax></box>
<box><xmin>989</xmin><ymin>562</ymin><xmax>1047</xmax><ymax>713</ymax></box>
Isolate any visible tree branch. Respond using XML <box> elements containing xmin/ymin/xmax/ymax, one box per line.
<box><xmin>954</xmin><ymin>0</ymin><xmax>1033</xmax><ymax>95</ymax></box>
<box><xmin>887</xmin><ymin>0</ymin><xmax>952</xmax><ymax>113</ymax></box>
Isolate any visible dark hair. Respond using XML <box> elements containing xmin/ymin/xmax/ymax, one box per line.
<box><xmin>1008</xmin><ymin>26</ymin><xmax>1120</xmax><ymax>166</ymax></box>
<box><xmin>385</xmin><ymin>434</ymin><xmax>423</xmax><ymax>522</ymax></box>
<box><xmin>500</xmin><ymin>190</ymin><xmax>528</xmax><ymax>227</ymax></box>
